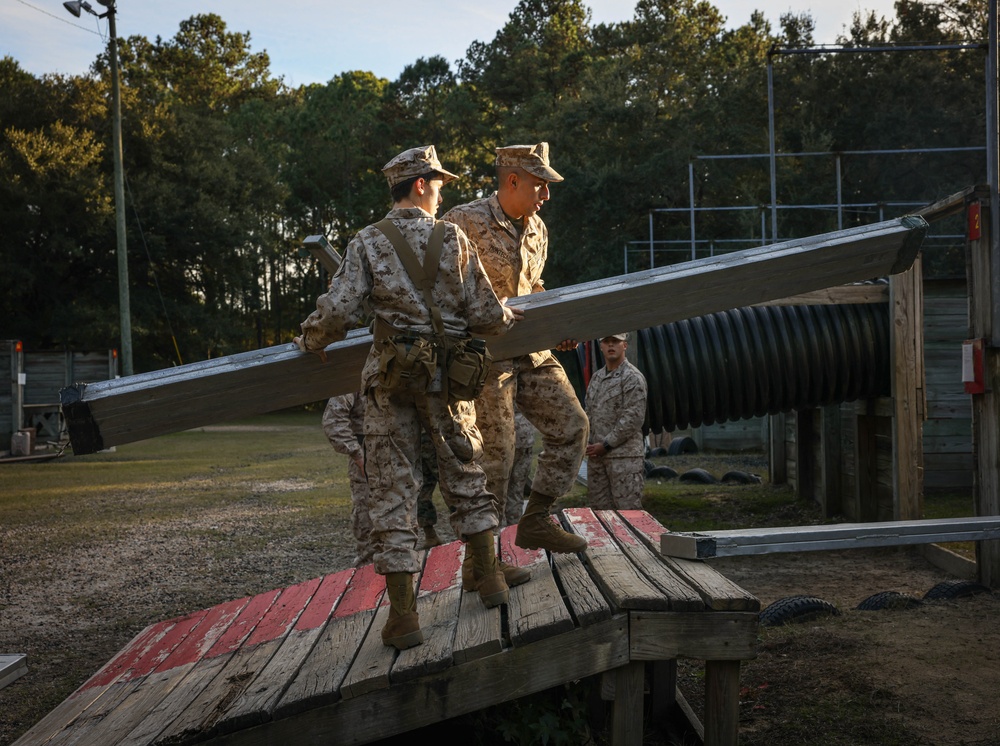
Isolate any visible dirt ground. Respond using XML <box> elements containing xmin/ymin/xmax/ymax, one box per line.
<box><xmin>2</xmin><ymin>473</ymin><xmax>999</xmax><ymax>745</ymax></box>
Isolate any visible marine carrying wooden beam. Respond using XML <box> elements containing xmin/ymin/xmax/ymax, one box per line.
<box><xmin>61</xmin><ymin>216</ymin><xmax>927</xmax><ymax>454</ymax></box>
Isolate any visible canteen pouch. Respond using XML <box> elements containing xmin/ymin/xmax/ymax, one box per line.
<box><xmin>444</xmin><ymin>400</ymin><xmax>484</xmax><ymax>463</ymax></box>
<box><xmin>377</xmin><ymin>335</ymin><xmax>438</xmax><ymax>393</ymax></box>
<box><xmin>446</xmin><ymin>338</ymin><xmax>492</xmax><ymax>402</ymax></box>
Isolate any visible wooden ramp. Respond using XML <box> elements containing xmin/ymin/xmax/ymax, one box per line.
<box><xmin>13</xmin><ymin>511</ymin><xmax>759</xmax><ymax>746</ymax></box>
<box><xmin>61</xmin><ymin>217</ymin><xmax>926</xmax><ymax>454</ymax></box>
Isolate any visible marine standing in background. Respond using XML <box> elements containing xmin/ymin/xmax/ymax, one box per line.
<box><xmin>443</xmin><ymin>142</ymin><xmax>589</xmax><ymax>558</ymax></box>
<box><xmin>584</xmin><ymin>334</ymin><xmax>648</xmax><ymax>509</ymax></box>
<box><xmin>296</xmin><ymin>145</ymin><xmax>519</xmax><ymax>650</ymax></box>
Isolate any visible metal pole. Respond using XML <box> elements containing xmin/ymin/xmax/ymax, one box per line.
<box><xmin>835</xmin><ymin>154</ymin><xmax>843</xmax><ymax>230</ymax></box>
<box><xmin>689</xmin><ymin>160</ymin><xmax>696</xmax><ymax>260</ymax></box>
<box><xmin>648</xmin><ymin>211</ymin><xmax>654</xmax><ymax>270</ymax></box>
<box><xmin>107</xmin><ymin>4</ymin><xmax>133</xmax><ymax>375</ymax></box>
<box><xmin>988</xmin><ymin>0</ymin><xmax>1000</xmax><ymax>345</ymax></box>
<box><xmin>767</xmin><ymin>51</ymin><xmax>778</xmax><ymax>244</ymax></box>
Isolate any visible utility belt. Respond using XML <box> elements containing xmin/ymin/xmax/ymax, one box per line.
<box><xmin>373</xmin><ymin>316</ymin><xmax>492</xmax><ymax>402</ymax></box>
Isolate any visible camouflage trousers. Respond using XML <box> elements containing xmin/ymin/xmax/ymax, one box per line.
<box><xmin>475</xmin><ymin>352</ymin><xmax>588</xmax><ymax>521</ymax></box>
<box><xmin>586</xmin><ymin>455</ymin><xmax>645</xmax><ymax>510</ymax></box>
<box><xmin>363</xmin><ymin>384</ymin><xmax>499</xmax><ymax>575</ymax></box>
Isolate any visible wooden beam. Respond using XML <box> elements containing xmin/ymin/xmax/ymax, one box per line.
<box><xmin>661</xmin><ymin>516</ymin><xmax>1000</xmax><ymax>559</ymax></box>
<box><xmin>61</xmin><ymin>217</ymin><xmax>927</xmax><ymax>454</ymax></box>
<box><xmin>753</xmin><ymin>283</ymin><xmax>889</xmax><ymax>307</ymax></box>
<box><xmin>303</xmin><ymin>235</ymin><xmax>341</xmax><ymax>276</ymax></box>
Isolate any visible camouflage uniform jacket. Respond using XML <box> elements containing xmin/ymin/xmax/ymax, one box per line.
<box><xmin>442</xmin><ymin>193</ymin><xmax>548</xmax><ymax>367</ymax></box>
<box><xmin>322</xmin><ymin>393</ymin><xmax>364</xmax><ymax>460</ymax></box>
<box><xmin>585</xmin><ymin>360</ymin><xmax>648</xmax><ymax>459</ymax></box>
<box><xmin>299</xmin><ymin>207</ymin><xmax>514</xmax><ymax>386</ymax></box>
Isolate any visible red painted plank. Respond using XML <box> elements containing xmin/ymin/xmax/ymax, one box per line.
<box><xmin>206</xmin><ymin>589</ymin><xmax>282</xmax><ymax>658</ymax></box>
<box><xmin>419</xmin><ymin>541</ymin><xmax>462</xmax><ymax>593</ymax></box>
<box><xmin>600</xmin><ymin>510</ymin><xmax>643</xmax><ymax>548</ymax></box>
<box><xmin>563</xmin><ymin>508</ymin><xmax>612</xmax><ymax>550</ymax></box>
<box><xmin>245</xmin><ymin>577</ymin><xmax>322</xmax><ymax>647</ymax></box>
<box><xmin>81</xmin><ymin>618</ymin><xmax>181</xmax><ymax>690</ymax></box>
<box><xmin>499</xmin><ymin>525</ymin><xmax>544</xmax><ymax>567</ymax></box>
<box><xmin>618</xmin><ymin>510</ymin><xmax>668</xmax><ymax>545</ymax></box>
<box><xmin>332</xmin><ymin>563</ymin><xmax>384</xmax><ymax>618</ymax></box>
<box><xmin>117</xmin><ymin>611</ymin><xmax>209</xmax><ymax>683</ymax></box>
<box><xmin>157</xmin><ymin>597</ymin><xmax>251</xmax><ymax>670</ymax></box>
<box><xmin>295</xmin><ymin>569</ymin><xmax>354</xmax><ymax>631</ymax></box>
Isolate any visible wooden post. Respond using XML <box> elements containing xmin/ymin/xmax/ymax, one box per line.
<box><xmin>610</xmin><ymin>661</ymin><xmax>645</xmax><ymax>746</ymax></box>
<box><xmin>820</xmin><ymin>404</ymin><xmax>842</xmax><ymax>517</ymax></box>
<box><xmin>967</xmin><ymin>196</ymin><xmax>1000</xmax><ymax>586</ymax></box>
<box><xmin>768</xmin><ymin>413</ymin><xmax>787</xmax><ymax>484</ymax></box>
<box><xmin>648</xmin><ymin>660</ymin><xmax>677</xmax><ymax>728</ymax></box>
<box><xmin>704</xmin><ymin>660</ymin><xmax>740</xmax><ymax>746</ymax></box>
<box><xmin>890</xmin><ymin>255</ymin><xmax>925</xmax><ymax>520</ymax></box>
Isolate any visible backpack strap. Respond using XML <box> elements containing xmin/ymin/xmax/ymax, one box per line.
<box><xmin>374</xmin><ymin>218</ymin><xmax>446</xmax><ymax>339</ymax></box>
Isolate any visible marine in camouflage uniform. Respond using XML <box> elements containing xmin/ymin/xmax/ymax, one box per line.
<box><xmin>584</xmin><ymin>334</ymin><xmax>648</xmax><ymax>510</ymax></box>
<box><xmin>442</xmin><ymin>142</ymin><xmax>588</xmax><ymax>554</ymax></box>
<box><xmin>322</xmin><ymin>393</ymin><xmax>373</xmax><ymax>566</ymax></box>
<box><xmin>322</xmin><ymin>394</ymin><xmax>442</xmax><ymax>567</ymax></box>
<box><xmin>296</xmin><ymin>145</ymin><xmax>517</xmax><ymax>649</ymax></box>
<box><xmin>505</xmin><ymin>409</ymin><xmax>536</xmax><ymax>526</ymax></box>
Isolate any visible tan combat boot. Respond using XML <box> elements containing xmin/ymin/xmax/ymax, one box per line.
<box><xmin>381</xmin><ymin>572</ymin><xmax>423</xmax><ymax>650</ymax></box>
<box><xmin>422</xmin><ymin>525</ymin><xmax>443</xmax><ymax>549</ymax></box>
<box><xmin>514</xmin><ymin>491</ymin><xmax>588</xmax><ymax>553</ymax></box>
<box><xmin>460</xmin><ymin>546</ymin><xmax>531</xmax><ymax>592</ymax></box>
<box><xmin>466</xmin><ymin>531</ymin><xmax>509</xmax><ymax>607</ymax></box>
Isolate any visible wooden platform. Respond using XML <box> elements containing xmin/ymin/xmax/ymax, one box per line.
<box><xmin>60</xmin><ymin>216</ymin><xmax>926</xmax><ymax>454</ymax></box>
<box><xmin>13</xmin><ymin>510</ymin><xmax>759</xmax><ymax>746</ymax></box>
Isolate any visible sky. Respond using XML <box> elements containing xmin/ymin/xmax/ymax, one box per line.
<box><xmin>3</xmin><ymin>0</ymin><xmax>901</xmax><ymax>87</ymax></box>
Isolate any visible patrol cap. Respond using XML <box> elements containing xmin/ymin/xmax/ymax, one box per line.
<box><xmin>602</xmin><ymin>333</ymin><xmax>628</xmax><ymax>342</ymax></box>
<box><xmin>381</xmin><ymin>145</ymin><xmax>459</xmax><ymax>189</ymax></box>
<box><xmin>495</xmin><ymin>142</ymin><xmax>564</xmax><ymax>182</ymax></box>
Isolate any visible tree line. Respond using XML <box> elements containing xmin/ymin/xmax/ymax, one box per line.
<box><xmin>0</xmin><ymin>0</ymin><xmax>988</xmax><ymax>371</ymax></box>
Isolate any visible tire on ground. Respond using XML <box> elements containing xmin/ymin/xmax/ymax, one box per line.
<box><xmin>922</xmin><ymin>579</ymin><xmax>991</xmax><ymax>601</ymax></box>
<box><xmin>648</xmin><ymin>465</ymin><xmax>678</xmax><ymax>480</ymax></box>
<box><xmin>721</xmin><ymin>470</ymin><xmax>762</xmax><ymax>485</ymax></box>
<box><xmin>855</xmin><ymin>590</ymin><xmax>923</xmax><ymax>611</ymax></box>
<box><xmin>678</xmin><ymin>468</ymin><xmax>718</xmax><ymax>484</ymax></box>
<box><xmin>759</xmin><ymin>595</ymin><xmax>841</xmax><ymax>626</ymax></box>
<box><xmin>666</xmin><ymin>436</ymin><xmax>698</xmax><ymax>455</ymax></box>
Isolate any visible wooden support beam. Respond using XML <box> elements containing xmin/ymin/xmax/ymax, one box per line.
<box><xmin>753</xmin><ymin>283</ymin><xmax>889</xmax><ymax>307</ymax></box>
<box><xmin>660</xmin><ymin>516</ymin><xmax>1000</xmax><ymax>559</ymax></box>
<box><xmin>61</xmin><ymin>217</ymin><xmax>927</xmax><ymax>454</ymax></box>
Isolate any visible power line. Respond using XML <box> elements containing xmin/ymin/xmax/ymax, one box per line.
<box><xmin>13</xmin><ymin>0</ymin><xmax>103</xmax><ymax>36</ymax></box>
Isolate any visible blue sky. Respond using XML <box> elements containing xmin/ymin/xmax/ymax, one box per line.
<box><xmin>3</xmin><ymin>0</ymin><xmax>900</xmax><ymax>86</ymax></box>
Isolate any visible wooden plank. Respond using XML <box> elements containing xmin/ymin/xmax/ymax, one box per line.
<box><xmin>391</xmin><ymin>543</ymin><xmax>462</xmax><ymax>684</ymax></box>
<box><xmin>551</xmin><ymin>550</ymin><xmax>613</xmax><ymax>627</ymax></box>
<box><xmin>595</xmin><ymin>510</ymin><xmax>704</xmax><ymax>611</ymax></box>
<box><xmin>503</xmin><ymin>524</ymin><xmax>575</xmax><ymax>647</ymax></box>
<box><xmin>152</xmin><ymin>580</ymin><xmax>317</xmax><ymax>743</ymax></box>
<box><xmin>891</xmin><ymin>255</ymin><xmax>925</xmax><ymax>521</ymax></box>
<box><xmin>217</xmin><ymin>569</ymin><xmax>353</xmax><ymax>727</ymax></box>
<box><xmin>661</xmin><ymin>516</ymin><xmax>1000</xmax><ymax>559</ymax></box>
<box><xmin>630</xmin><ymin>612</ymin><xmax>758</xmax><ymax>661</ymax></box>
<box><xmin>618</xmin><ymin>510</ymin><xmax>759</xmax><ymax>612</ymax></box>
<box><xmin>200</xmin><ymin>617</ymin><xmax>630</xmax><ymax>746</ymax></box>
<box><xmin>62</xmin><ymin>217</ymin><xmax>927</xmax><ymax>454</ymax></box>
<box><xmin>12</xmin><ymin>610</ymin><xmax>216</xmax><ymax>746</ymax></box>
<box><xmin>275</xmin><ymin>566</ymin><xmax>383</xmax><ymax>716</ymax></box>
<box><xmin>0</xmin><ymin>654</ymin><xmax>27</xmax><ymax>690</ymax></box>
<box><xmin>753</xmin><ymin>283</ymin><xmax>889</xmax><ymax>306</ymax></box>
<box><xmin>563</xmin><ymin>508</ymin><xmax>669</xmax><ymax>611</ymax></box>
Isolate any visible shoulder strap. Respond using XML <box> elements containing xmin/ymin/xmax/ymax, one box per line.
<box><xmin>374</xmin><ymin>219</ymin><xmax>446</xmax><ymax>338</ymax></box>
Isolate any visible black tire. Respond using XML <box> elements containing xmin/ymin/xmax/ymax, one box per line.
<box><xmin>922</xmin><ymin>579</ymin><xmax>991</xmax><ymax>601</ymax></box>
<box><xmin>721</xmin><ymin>470</ymin><xmax>762</xmax><ymax>485</ymax></box>
<box><xmin>643</xmin><ymin>459</ymin><xmax>656</xmax><ymax>477</ymax></box>
<box><xmin>648</xmin><ymin>446</ymin><xmax>669</xmax><ymax>457</ymax></box>
<box><xmin>855</xmin><ymin>591</ymin><xmax>923</xmax><ymax>611</ymax></box>
<box><xmin>648</xmin><ymin>465</ymin><xmax>678</xmax><ymax>480</ymax></box>
<box><xmin>667</xmin><ymin>436</ymin><xmax>698</xmax><ymax>455</ymax></box>
<box><xmin>759</xmin><ymin>595</ymin><xmax>840</xmax><ymax>627</ymax></box>
<box><xmin>678</xmin><ymin>468</ymin><xmax>718</xmax><ymax>484</ymax></box>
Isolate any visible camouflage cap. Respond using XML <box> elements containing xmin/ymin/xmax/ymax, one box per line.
<box><xmin>602</xmin><ymin>333</ymin><xmax>628</xmax><ymax>342</ymax></box>
<box><xmin>495</xmin><ymin>142</ymin><xmax>564</xmax><ymax>182</ymax></box>
<box><xmin>381</xmin><ymin>145</ymin><xmax>459</xmax><ymax>189</ymax></box>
